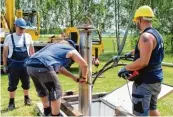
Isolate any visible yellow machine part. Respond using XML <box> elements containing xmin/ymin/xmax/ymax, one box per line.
<box><xmin>16</xmin><ymin>9</ymin><xmax>23</xmax><ymax>18</ymax></box>
<box><xmin>5</xmin><ymin>0</ymin><xmax>15</xmax><ymax>32</ymax></box>
<box><xmin>25</xmin><ymin>29</ymin><xmax>39</xmax><ymax>40</ymax></box>
<box><xmin>92</xmin><ymin>42</ymin><xmax>104</xmax><ymax>57</ymax></box>
<box><xmin>0</xmin><ymin>14</ymin><xmax>10</xmax><ymax>42</ymax></box>
<box><xmin>3</xmin><ymin>0</ymin><xmax>40</xmax><ymax>40</ymax></box>
<box><xmin>65</xmin><ymin>27</ymin><xmax>80</xmax><ymax>44</ymax></box>
<box><xmin>23</xmin><ymin>12</ymin><xmax>40</xmax><ymax>41</ymax></box>
<box><xmin>65</xmin><ymin>27</ymin><xmax>104</xmax><ymax>57</ymax></box>
<box><xmin>1</xmin><ymin>15</ymin><xmax>9</xmax><ymax>31</ymax></box>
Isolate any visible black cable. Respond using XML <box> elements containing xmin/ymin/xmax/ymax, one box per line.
<box><xmin>92</xmin><ymin>56</ymin><xmax>126</xmax><ymax>88</ymax></box>
<box><xmin>92</xmin><ymin>58</ymin><xmax>114</xmax><ymax>87</ymax></box>
<box><xmin>92</xmin><ymin>66</ymin><xmax>112</xmax><ymax>86</ymax></box>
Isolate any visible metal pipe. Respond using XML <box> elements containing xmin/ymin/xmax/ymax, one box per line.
<box><xmin>78</xmin><ymin>28</ymin><xmax>93</xmax><ymax>116</ymax></box>
<box><xmin>162</xmin><ymin>62</ymin><xmax>173</xmax><ymax>67</ymax></box>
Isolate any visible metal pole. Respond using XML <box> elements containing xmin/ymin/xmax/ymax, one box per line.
<box><xmin>78</xmin><ymin>27</ymin><xmax>93</xmax><ymax>116</ymax></box>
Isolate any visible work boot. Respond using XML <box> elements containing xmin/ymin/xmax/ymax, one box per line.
<box><xmin>51</xmin><ymin>113</ymin><xmax>63</xmax><ymax>116</ymax></box>
<box><xmin>8</xmin><ymin>98</ymin><xmax>15</xmax><ymax>110</ymax></box>
<box><xmin>24</xmin><ymin>96</ymin><xmax>32</xmax><ymax>106</ymax></box>
<box><xmin>44</xmin><ymin>107</ymin><xmax>51</xmax><ymax>116</ymax></box>
<box><xmin>8</xmin><ymin>103</ymin><xmax>15</xmax><ymax>110</ymax></box>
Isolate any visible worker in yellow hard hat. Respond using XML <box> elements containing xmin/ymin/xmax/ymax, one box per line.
<box><xmin>133</xmin><ymin>5</ymin><xmax>154</xmax><ymax>22</ymax></box>
<box><xmin>118</xmin><ymin>5</ymin><xmax>164</xmax><ymax>116</ymax></box>
<box><xmin>133</xmin><ymin>5</ymin><xmax>155</xmax><ymax>30</ymax></box>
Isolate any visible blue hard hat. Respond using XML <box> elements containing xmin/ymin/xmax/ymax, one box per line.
<box><xmin>14</xmin><ymin>18</ymin><xmax>28</xmax><ymax>29</ymax></box>
<box><xmin>68</xmin><ymin>39</ymin><xmax>76</xmax><ymax>48</ymax></box>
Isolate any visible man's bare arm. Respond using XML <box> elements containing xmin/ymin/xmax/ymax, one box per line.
<box><xmin>29</xmin><ymin>44</ymin><xmax>35</xmax><ymax>56</ymax></box>
<box><xmin>126</xmin><ymin>33</ymin><xmax>154</xmax><ymax>71</ymax></box>
<box><xmin>67</xmin><ymin>50</ymin><xmax>88</xmax><ymax>79</ymax></box>
<box><xmin>58</xmin><ymin>67</ymin><xmax>78</xmax><ymax>82</ymax></box>
<box><xmin>3</xmin><ymin>46</ymin><xmax>9</xmax><ymax>66</ymax></box>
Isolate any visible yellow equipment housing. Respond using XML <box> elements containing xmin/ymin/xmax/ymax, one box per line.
<box><xmin>65</xmin><ymin>27</ymin><xmax>80</xmax><ymax>44</ymax></box>
<box><xmin>0</xmin><ymin>0</ymin><xmax>40</xmax><ymax>41</ymax></box>
<box><xmin>23</xmin><ymin>10</ymin><xmax>40</xmax><ymax>40</ymax></box>
<box><xmin>65</xmin><ymin>27</ymin><xmax>104</xmax><ymax>57</ymax></box>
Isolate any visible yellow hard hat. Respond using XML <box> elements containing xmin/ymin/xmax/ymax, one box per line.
<box><xmin>133</xmin><ymin>5</ymin><xmax>154</xmax><ymax>22</ymax></box>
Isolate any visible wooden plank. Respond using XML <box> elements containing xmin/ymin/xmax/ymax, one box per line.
<box><xmin>36</xmin><ymin>103</ymin><xmax>68</xmax><ymax>117</ymax></box>
<box><xmin>69</xmin><ymin>98</ymin><xmax>101</xmax><ymax>105</ymax></box>
<box><xmin>63</xmin><ymin>92</ymin><xmax>107</xmax><ymax>102</ymax></box>
<box><xmin>61</xmin><ymin>99</ymin><xmax>83</xmax><ymax>116</ymax></box>
<box><xmin>63</xmin><ymin>90</ymin><xmax>76</xmax><ymax>96</ymax></box>
<box><xmin>35</xmin><ymin>99</ymin><xmax>82</xmax><ymax>116</ymax></box>
<box><xmin>35</xmin><ymin>103</ymin><xmax>44</xmax><ymax>117</ymax></box>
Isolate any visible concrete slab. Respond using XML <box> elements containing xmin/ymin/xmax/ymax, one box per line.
<box><xmin>35</xmin><ymin>83</ymin><xmax>173</xmax><ymax>116</ymax></box>
<box><xmin>103</xmin><ymin>82</ymin><xmax>173</xmax><ymax>113</ymax></box>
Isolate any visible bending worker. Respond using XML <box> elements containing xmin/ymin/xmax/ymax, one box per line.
<box><xmin>3</xmin><ymin>18</ymin><xmax>35</xmax><ymax>110</ymax></box>
<box><xmin>26</xmin><ymin>40</ymin><xmax>88</xmax><ymax>116</ymax></box>
<box><xmin>118</xmin><ymin>6</ymin><xmax>164</xmax><ymax>116</ymax></box>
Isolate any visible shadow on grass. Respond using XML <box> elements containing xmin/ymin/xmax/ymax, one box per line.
<box><xmin>99</xmin><ymin>52</ymin><xmax>118</xmax><ymax>62</ymax></box>
<box><xmin>1</xmin><ymin>106</ymin><xmax>23</xmax><ymax>114</ymax></box>
<box><xmin>99</xmin><ymin>51</ymin><xmax>130</xmax><ymax>62</ymax></box>
<box><xmin>0</xmin><ymin>99</ymin><xmax>27</xmax><ymax>114</ymax></box>
<box><xmin>69</xmin><ymin>67</ymin><xmax>79</xmax><ymax>74</ymax></box>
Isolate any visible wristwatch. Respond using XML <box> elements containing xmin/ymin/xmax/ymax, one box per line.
<box><xmin>77</xmin><ymin>77</ymin><xmax>87</xmax><ymax>82</ymax></box>
<box><xmin>82</xmin><ymin>77</ymin><xmax>86</xmax><ymax>79</ymax></box>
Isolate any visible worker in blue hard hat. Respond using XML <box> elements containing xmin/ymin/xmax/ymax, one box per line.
<box><xmin>118</xmin><ymin>6</ymin><xmax>164</xmax><ymax>116</ymax></box>
<box><xmin>3</xmin><ymin>18</ymin><xmax>35</xmax><ymax>110</ymax></box>
<box><xmin>26</xmin><ymin>39</ymin><xmax>88</xmax><ymax>116</ymax></box>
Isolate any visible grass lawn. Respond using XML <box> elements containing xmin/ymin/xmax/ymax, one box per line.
<box><xmin>1</xmin><ymin>37</ymin><xmax>173</xmax><ymax>116</ymax></box>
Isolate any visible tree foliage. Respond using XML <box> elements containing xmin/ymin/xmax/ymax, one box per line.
<box><xmin>0</xmin><ymin>0</ymin><xmax>173</xmax><ymax>53</ymax></box>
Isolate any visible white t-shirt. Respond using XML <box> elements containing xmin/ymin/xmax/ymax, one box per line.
<box><xmin>3</xmin><ymin>33</ymin><xmax>33</xmax><ymax>58</ymax></box>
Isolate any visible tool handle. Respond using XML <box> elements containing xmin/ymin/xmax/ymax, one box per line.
<box><xmin>127</xmin><ymin>71</ymin><xmax>139</xmax><ymax>81</ymax></box>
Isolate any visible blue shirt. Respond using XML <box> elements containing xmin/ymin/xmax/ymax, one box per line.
<box><xmin>27</xmin><ymin>43</ymin><xmax>75</xmax><ymax>71</ymax></box>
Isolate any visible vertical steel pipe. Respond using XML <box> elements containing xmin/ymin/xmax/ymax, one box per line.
<box><xmin>78</xmin><ymin>27</ymin><xmax>93</xmax><ymax>116</ymax></box>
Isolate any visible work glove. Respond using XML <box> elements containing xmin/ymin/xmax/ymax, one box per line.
<box><xmin>118</xmin><ymin>67</ymin><xmax>130</xmax><ymax>79</ymax></box>
<box><xmin>124</xmin><ymin>52</ymin><xmax>133</xmax><ymax>59</ymax></box>
<box><xmin>3</xmin><ymin>65</ymin><xmax>8</xmax><ymax>73</ymax></box>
